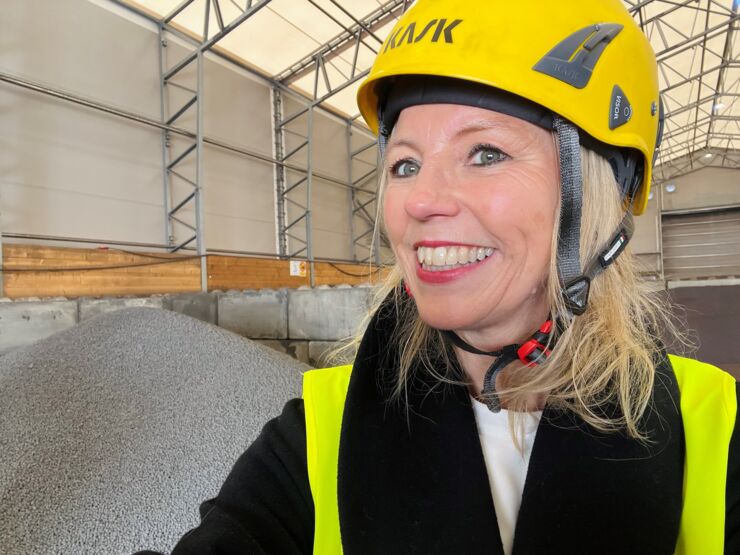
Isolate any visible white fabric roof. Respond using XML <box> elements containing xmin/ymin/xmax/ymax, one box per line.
<box><xmin>128</xmin><ymin>0</ymin><xmax>739</xmax><ymax>177</ymax></box>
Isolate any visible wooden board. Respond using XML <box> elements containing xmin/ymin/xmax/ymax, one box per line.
<box><xmin>2</xmin><ymin>244</ymin><xmax>391</xmax><ymax>298</ymax></box>
<box><xmin>2</xmin><ymin>244</ymin><xmax>201</xmax><ymax>298</ymax></box>
<box><xmin>312</xmin><ymin>261</ymin><xmax>390</xmax><ymax>286</ymax></box>
<box><xmin>206</xmin><ymin>256</ymin><xmax>310</xmax><ymax>291</ymax></box>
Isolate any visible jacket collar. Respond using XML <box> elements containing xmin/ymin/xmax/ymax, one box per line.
<box><xmin>337</xmin><ymin>299</ymin><xmax>684</xmax><ymax>554</ymax></box>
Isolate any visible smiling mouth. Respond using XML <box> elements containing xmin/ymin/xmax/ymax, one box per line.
<box><xmin>416</xmin><ymin>245</ymin><xmax>495</xmax><ymax>272</ymax></box>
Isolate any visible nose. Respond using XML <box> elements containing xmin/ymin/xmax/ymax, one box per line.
<box><xmin>403</xmin><ymin>166</ymin><xmax>460</xmax><ymax>221</ymax></box>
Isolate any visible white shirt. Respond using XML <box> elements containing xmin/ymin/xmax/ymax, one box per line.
<box><xmin>471</xmin><ymin>397</ymin><xmax>542</xmax><ymax>555</ymax></box>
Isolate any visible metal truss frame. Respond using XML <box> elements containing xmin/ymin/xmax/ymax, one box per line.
<box><xmin>146</xmin><ymin>0</ymin><xmax>737</xmax><ymax>275</ymax></box>
<box><xmin>270</xmin><ymin>1</ymin><xmax>410</xmax><ymax>267</ymax></box>
<box><xmin>156</xmin><ymin>0</ymin><xmax>274</xmax><ymax>291</ymax></box>
<box><xmin>625</xmin><ymin>0</ymin><xmax>740</xmax><ymax>183</ymax></box>
<box><xmin>141</xmin><ymin>0</ymin><xmax>405</xmax><ymax>277</ymax></box>
<box><xmin>273</xmin><ymin>87</ymin><xmax>315</xmax><ymax>266</ymax></box>
<box><xmin>6</xmin><ymin>0</ymin><xmax>736</xmax><ymax>289</ymax></box>
<box><xmin>347</xmin><ymin>124</ymin><xmax>383</xmax><ymax>264</ymax></box>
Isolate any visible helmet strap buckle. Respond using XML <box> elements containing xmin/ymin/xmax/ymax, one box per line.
<box><xmin>562</xmin><ymin>276</ymin><xmax>592</xmax><ymax>316</ymax></box>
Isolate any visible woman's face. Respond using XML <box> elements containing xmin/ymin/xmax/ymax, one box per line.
<box><xmin>382</xmin><ymin>104</ymin><xmax>560</xmax><ymax>340</ymax></box>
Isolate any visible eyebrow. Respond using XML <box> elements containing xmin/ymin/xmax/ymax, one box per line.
<box><xmin>386</xmin><ymin>119</ymin><xmax>505</xmax><ymax>151</ymax></box>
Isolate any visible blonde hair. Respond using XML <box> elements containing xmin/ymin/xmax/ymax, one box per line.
<box><xmin>333</xmin><ymin>146</ymin><xmax>686</xmax><ymax>441</ymax></box>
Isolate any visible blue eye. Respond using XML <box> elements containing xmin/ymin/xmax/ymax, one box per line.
<box><xmin>390</xmin><ymin>159</ymin><xmax>420</xmax><ymax>177</ymax></box>
<box><xmin>470</xmin><ymin>145</ymin><xmax>508</xmax><ymax>166</ymax></box>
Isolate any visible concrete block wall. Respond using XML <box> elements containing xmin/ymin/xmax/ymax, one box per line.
<box><xmin>218</xmin><ymin>289</ymin><xmax>289</xmax><ymax>339</ymax></box>
<box><xmin>289</xmin><ymin>285</ymin><xmax>371</xmax><ymax>340</ymax></box>
<box><xmin>0</xmin><ymin>299</ymin><xmax>78</xmax><ymax>355</ymax></box>
<box><xmin>0</xmin><ymin>286</ymin><xmax>371</xmax><ymax>366</ymax></box>
<box><xmin>79</xmin><ymin>297</ymin><xmax>165</xmax><ymax>321</ymax></box>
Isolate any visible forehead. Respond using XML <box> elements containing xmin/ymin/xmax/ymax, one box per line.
<box><xmin>389</xmin><ymin>103</ymin><xmax>542</xmax><ymax>145</ymax></box>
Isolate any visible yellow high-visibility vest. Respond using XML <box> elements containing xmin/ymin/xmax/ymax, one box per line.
<box><xmin>302</xmin><ymin>356</ymin><xmax>737</xmax><ymax>555</ymax></box>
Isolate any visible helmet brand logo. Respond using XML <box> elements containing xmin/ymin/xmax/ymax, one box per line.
<box><xmin>534</xmin><ymin>23</ymin><xmax>623</xmax><ymax>89</ymax></box>
<box><xmin>383</xmin><ymin>18</ymin><xmax>463</xmax><ymax>53</ymax></box>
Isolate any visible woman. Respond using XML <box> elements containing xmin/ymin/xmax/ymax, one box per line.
<box><xmin>137</xmin><ymin>0</ymin><xmax>738</xmax><ymax>553</ymax></box>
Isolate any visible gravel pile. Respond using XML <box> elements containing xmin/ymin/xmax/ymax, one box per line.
<box><xmin>0</xmin><ymin>307</ymin><xmax>309</xmax><ymax>555</ymax></box>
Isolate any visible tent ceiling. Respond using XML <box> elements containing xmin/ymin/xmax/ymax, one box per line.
<box><xmin>127</xmin><ymin>0</ymin><xmax>738</xmax><ymax>181</ymax></box>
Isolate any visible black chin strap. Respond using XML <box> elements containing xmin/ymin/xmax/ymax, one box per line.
<box><xmin>440</xmin><ymin>208</ymin><xmax>632</xmax><ymax>413</ymax></box>
<box><xmin>443</xmin><ymin>320</ymin><xmax>556</xmax><ymax>413</ymax></box>
<box><xmin>442</xmin><ymin>329</ymin><xmax>507</xmax><ymax>357</ymax></box>
<box><xmin>480</xmin><ymin>347</ymin><xmax>520</xmax><ymax>413</ymax></box>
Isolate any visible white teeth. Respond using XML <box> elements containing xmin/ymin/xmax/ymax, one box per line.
<box><xmin>416</xmin><ymin>245</ymin><xmax>495</xmax><ymax>270</ymax></box>
<box><xmin>433</xmin><ymin>247</ymin><xmax>447</xmax><ymax>266</ymax></box>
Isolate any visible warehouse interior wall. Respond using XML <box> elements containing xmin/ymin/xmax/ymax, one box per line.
<box><xmin>661</xmin><ymin>165</ymin><xmax>740</xmax><ymax>213</ymax></box>
<box><xmin>631</xmin><ymin>186</ymin><xmax>662</xmax><ymax>275</ymax></box>
<box><xmin>1</xmin><ymin>0</ymin><xmax>735</xmax><ymax>270</ymax></box>
<box><xmin>1</xmin><ymin>0</ymin><xmax>164</xmax><ymax>246</ymax></box>
<box><xmin>0</xmin><ymin>0</ymin><xmax>374</xmax><ymax>261</ymax></box>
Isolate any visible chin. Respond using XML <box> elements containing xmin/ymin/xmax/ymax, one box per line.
<box><xmin>414</xmin><ymin>298</ymin><xmax>484</xmax><ymax>332</ymax></box>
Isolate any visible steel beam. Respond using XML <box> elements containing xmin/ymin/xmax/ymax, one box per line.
<box><xmin>655</xmin><ymin>16</ymin><xmax>739</xmax><ymax>62</ymax></box>
<box><xmin>705</xmin><ymin>2</ymin><xmax>738</xmax><ymax>148</ymax></box>
<box><xmin>327</xmin><ymin>0</ymin><xmax>384</xmax><ymax>44</ymax></box>
<box><xmin>661</xmin><ymin>61</ymin><xmax>732</xmax><ymax>93</ymax></box>
<box><xmin>347</xmin><ymin>123</ymin><xmax>356</xmax><ymax>261</ymax></box>
<box><xmin>273</xmin><ymin>87</ymin><xmax>288</xmax><ymax>256</ymax></box>
<box><xmin>163</xmin><ymin>0</ymin><xmax>273</xmax><ymax>82</ymax></box>
<box><xmin>110</xmin><ymin>0</ymin><xmax>373</xmax><ymax>136</ymax></box>
<box><xmin>687</xmin><ymin>0</ymin><xmax>712</xmax><ymax>170</ymax></box>
<box><xmin>157</xmin><ymin>26</ymin><xmax>173</xmax><ymax>249</ymax></box>
<box><xmin>276</xmin><ymin>0</ymin><xmax>403</xmax><ymax>83</ymax></box>
<box><xmin>274</xmin><ymin>87</ymin><xmax>315</xmax><ymax>269</ymax></box>
<box><xmin>306</xmin><ymin>105</ymin><xmax>315</xmax><ymax>285</ymax></box>
<box><xmin>163</xmin><ymin>0</ymin><xmax>198</xmax><ymax>24</ymax></box>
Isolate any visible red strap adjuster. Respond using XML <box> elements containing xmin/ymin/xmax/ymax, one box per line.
<box><xmin>517</xmin><ymin>320</ymin><xmax>553</xmax><ymax>367</ymax></box>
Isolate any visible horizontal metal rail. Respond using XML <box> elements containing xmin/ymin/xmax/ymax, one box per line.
<box><xmin>0</xmin><ymin>71</ymin><xmax>363</xmax><ymax>191</ymax></box>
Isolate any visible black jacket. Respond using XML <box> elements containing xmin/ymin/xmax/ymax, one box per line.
<box><xmin>137</xmin><ymin>304</ymin><xmax>740</xmax><ymax>555</ymax></box>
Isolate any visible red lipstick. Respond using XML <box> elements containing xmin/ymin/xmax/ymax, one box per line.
<box><xmin>414</xmin><ymin>246</ymin><xmax>495</xmax><ymax>284</ymax></box>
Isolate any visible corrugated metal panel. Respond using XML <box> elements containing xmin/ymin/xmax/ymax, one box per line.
<box><xmin>662</xmin><ymin>208</ymin><xmax>740</xmax><ymax>280</ymax></box>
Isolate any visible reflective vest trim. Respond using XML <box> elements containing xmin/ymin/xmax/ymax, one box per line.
<box><xmin>303</xmin><ymin>364</ymin><xmax>351</xmax><ymax>555</ymax></box>
<box><xmin>303</xmin><ymin>357</ymin><xmax>736</xmax><ymax>555</ymax></box>
<box><xmin>670</xmin><ymin>354</ymin><xmax>737</xmax><ymax>555</ymax></box>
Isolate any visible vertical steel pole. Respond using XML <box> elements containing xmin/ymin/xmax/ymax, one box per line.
<box><xmin>196</xmin><ymin>49</ymin><xmax>208</xmax><ymax>291</ymax></box>
<box><xmin>273</xmin><ymin>86</ymin><xmax>287</xmax><ymax>256</ymax></box>
<box><xmin>346</xmin><ymin>121</ymin><xmax>356</xmax><ymax>261</ymax></box>
<box><xmin>157</xmin><ymin>25</ymin><xmax>173</xmax><ymax>248</ymax></box>
<box><xmin>657</xmin><ymin>182</ymin><xmax>665</xmax><ymax>280</ymax></box>
<box><xmin>307</xmin><ymin>105</ymin><xmax>315</xmax><ymax>287</ymax></box>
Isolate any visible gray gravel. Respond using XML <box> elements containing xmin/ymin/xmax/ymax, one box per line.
<box><xmin>0</xmin><ymin>307</ymin><xmax>309</xmax><ymax>555</ymax></box>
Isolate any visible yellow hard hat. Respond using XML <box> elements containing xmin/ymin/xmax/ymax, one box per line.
<box><xmin>357</xmin><ymin>0</ymin><xmax>662</xmax><ymax>215</ymax></box>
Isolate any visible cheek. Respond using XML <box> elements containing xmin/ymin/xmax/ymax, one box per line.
<box><xmin>475</xmin><ymin>167</ymin><xmax>558</xmax><ymax>255</ymax></box>
<box><xmin>382</xmin><ymin>187</ymin><xmax>408</xmax><ymax>248</ymax></box>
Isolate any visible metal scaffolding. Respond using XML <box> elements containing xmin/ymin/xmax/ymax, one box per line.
<box><xmin>142</xmin><ymin>0</ymin><xmax>397</xmax><ymax>276</ymax></box>
<box><xmin>624</xmin><ymin>0</ymin><xmax>739</xmax><ymax>183</ymax></box>
<box><xmin>158</xmin><ymin>27</ymin><xmax>207</xmax><ymax>290</ymax></box>
<box><xmin>347</xmin><ymin>123</ymin><xmax>382</xmax><ymax>264</ymax></box>
<box><xmin>2</xmin><ymin>0</ymin><xmax>738</xmax><ymax>286</ymax></box>
<box><xmin>140</xmin><ymin>0</ymin><xmax>738</xmax><ymax>273</ymax></box>
<box><xmin>273</xmin><ymin>87</ymin><xmax>315</xmax><ymax>263</ymax></box>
